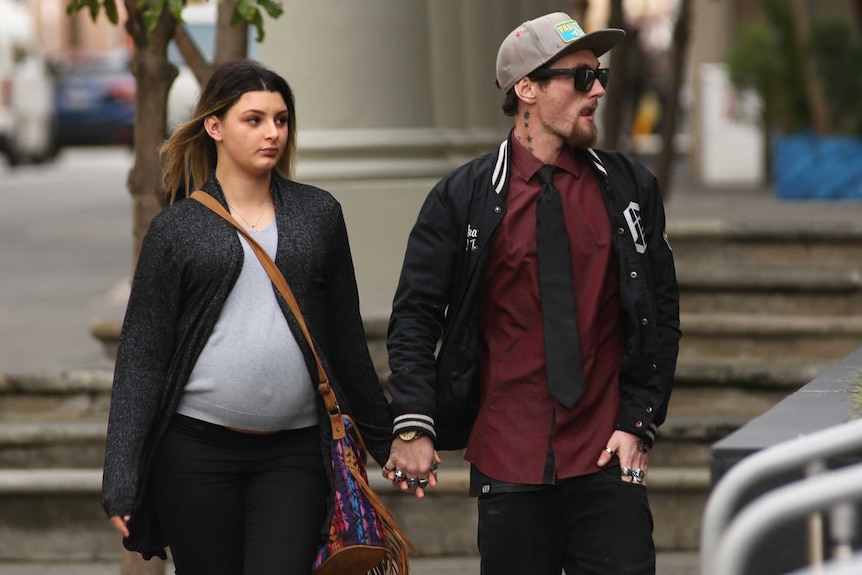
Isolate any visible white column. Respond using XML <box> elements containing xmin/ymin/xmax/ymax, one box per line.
<box><xmin>256</xmin><ymin>1</ymin><xmax>563</xmax><ymax>317</ymax></box>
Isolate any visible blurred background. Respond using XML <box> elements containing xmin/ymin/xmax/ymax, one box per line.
<box><xmin>1</xmin><ymin>2</ymin><xmax>862</xmax><ymax>573</ymax></box>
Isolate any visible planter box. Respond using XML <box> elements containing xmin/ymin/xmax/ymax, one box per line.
<box><xmin>773</xmin><ymin>134</ymin><xmax>862</xmax><ymax>199</ymax></box>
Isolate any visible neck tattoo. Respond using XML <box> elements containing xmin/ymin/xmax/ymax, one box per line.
<box><xmin>227</xmin><ymin>194</ymin><xmax>271</xmax><ymax>232</ymax></box>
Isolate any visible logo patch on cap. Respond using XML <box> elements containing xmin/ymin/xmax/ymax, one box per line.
<box><xmin>555</xmin><ymin>19</ymin><xmax>585</xmax><ymax>43</ymax></box>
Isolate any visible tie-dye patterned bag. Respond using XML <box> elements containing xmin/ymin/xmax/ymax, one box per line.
<box><xmin>313</xmin><ymin>409</ymin><xmax>413</xmax><ymax>575</ymax></box>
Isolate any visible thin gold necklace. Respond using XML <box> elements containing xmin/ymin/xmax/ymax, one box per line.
<box><xmin>227</xmin><ymin>194</ymin><xmax>271</xmax><ymax>232</ymax></box>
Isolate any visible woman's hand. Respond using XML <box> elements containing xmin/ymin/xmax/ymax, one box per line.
<box><xmin>110</xmin><ymin>515</ymin><xmax>131</xmax><ymax>538</ymax></box>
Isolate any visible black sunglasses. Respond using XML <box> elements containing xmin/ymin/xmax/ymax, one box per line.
<box><xmin>530</xmin><ymin>67</ymin><xmax>610</xmax><ymax>93</ymax></box>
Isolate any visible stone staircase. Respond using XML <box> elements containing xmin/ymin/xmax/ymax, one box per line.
<box><xmin>2</xmin><ymin>216</ymin><xmax>862</xmax><ymax>562</ymax></box>
<box><xmin>665</xmin><ymin>221</ymin><xmax>862</xmax><ymax>464</ymax></box>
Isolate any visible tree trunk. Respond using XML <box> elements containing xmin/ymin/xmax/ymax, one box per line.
<box><xmin>124</xmin><ymin>1</ymin><xmax>178</xmax><ymax>272</ymax></box>
<box><xmin>791</xmin><ymin>0</ymin><xmax>830</xmax><ymax>135</ymax></box>
<box><xmin>121</xmin><ymin>549</ymin><xmax>165</xmax><ymax>575</ymax></box>
<box><xmin>601</xmin><ymin>0</ymin><xmax>628</xmax><ymax>151</ymax></box>
<box><xmin>174</xmin><ymin>23</ymin><xmax>212</xmax><ymax>86</ymax></box>
<box><xmin>214</xmin><ymin>0</ymin><xmax>249</xmax><ymax>65</ymax></box>
<box><xmin>655</xmin><ymin>0</ymin><xmax>692</xmax><ymax>200</ymax></box>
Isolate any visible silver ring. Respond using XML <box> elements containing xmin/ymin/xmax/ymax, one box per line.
<box><xmin>620</xmin><ymin>467</ymin><xmax>632</xmax><ymax>477</ymax></box>
<box><xmin>604</xmin><ymin>447</ymin><xmax>615</xmax><ymax>455</ymax></box>
<box><xmin>631</xmin><ymin>468</ymin><xmax>645</xmax><ymax>482</ymax></box>
<box><xmin>393</xmin><ymin>470</ymin><xmax>406</xmax><ymax>483</ymax></box>
<box><xmin>406</xmin><ymin>477</ymin><xmax>419</xmax><ymax>489</ymax></box>
<box><xmin>418</xmin><ymin>478</ymin><xmax>430</xmax><ymax>489</ymax></box>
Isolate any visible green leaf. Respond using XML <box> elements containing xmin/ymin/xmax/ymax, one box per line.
<box><xmin>65</xmin><ymin>1</ymin><xmax>84</xmax><ymax>16</ymax></box>
<box><xmin>235</xmin><ymin>0</ymin><xmax>256</xmax><ymax>21</ymax></box>
<box><xmin>103</xmin><ymin>0</ymin><xmax>119</xmax><ymax>24</ymax></box>
<box><xmin>251</xmin><ymin>10</ymin><xmax>265</xmax><ymax>42</ymax></box>
<box><xmin>167</xmin><ymin>0</ymin><xmax>185</xmax><ymax>21</ymax></box>
<box><xmin>257</xmin><ymin>0</ymin><xmax>283</xmax><ymax>19</ymax></box>
<box><xmin>142</xmin><ymin>0</ymin><xmax>166</xmax><ymax>33</ymax></box>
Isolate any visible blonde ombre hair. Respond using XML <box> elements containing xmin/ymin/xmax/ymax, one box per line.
<box><xmin>160</xmin><ymin>59</ymin><xmax>297</xmax><ymax>204</ymax></box>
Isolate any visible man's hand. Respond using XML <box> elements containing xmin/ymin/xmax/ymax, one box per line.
<box><xmin>597</xmin><ymin>430</ymin><xmax>650</xmax><ymax>485</ymax></box>
<box><xmin>382</xmin><ymin>436</ymin><xmax>441</xmax><ymax>499</ymax></box>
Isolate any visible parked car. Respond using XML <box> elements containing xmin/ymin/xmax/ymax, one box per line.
<box><xmin>51</xmin><ymin>50</ymin><xmax>135</xmax><ymax>148</ymax></box>
<box><xmin>0</xmin><ymin>0</ymin><xmax>56</xmax><ymax>166</ymax></box>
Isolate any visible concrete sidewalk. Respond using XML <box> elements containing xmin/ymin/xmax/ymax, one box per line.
<box><xmin>0</xmin><ymin>552</ymin><xmax>700</xmax><ymax>574</ymax></box>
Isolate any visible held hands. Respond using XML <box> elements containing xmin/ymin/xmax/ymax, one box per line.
<box><xmin>110</xmin><ymin>515</ymin><xmax>131</xmax><ymax>538</ymax></box>
<box><xmin>597</xmin><ymin>430</ymin><xmax>650</xmax><ymax>485</ymax></box>
<box><xmin>382</xmin><ymin>436</ymin><xmax>441</xmax><ymax>499</ymax></box>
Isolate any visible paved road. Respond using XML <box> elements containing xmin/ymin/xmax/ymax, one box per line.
<box><xmin>0</xmin><ymin>148</ymin><xmax>133</xmax><ymax>375</ymax></box>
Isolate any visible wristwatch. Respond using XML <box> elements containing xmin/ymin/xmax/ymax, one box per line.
<box><xmin>397</xmin><ymin>429</ymin><xmax>424</xmax><ymax>442</ymax></box>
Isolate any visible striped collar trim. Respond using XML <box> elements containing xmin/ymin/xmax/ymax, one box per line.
<box><xmin>493</xmin><ymin>140</ymin><xmax>607</xmax><ymax>194</ymax></box>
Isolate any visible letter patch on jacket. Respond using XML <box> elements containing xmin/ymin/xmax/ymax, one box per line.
<box><xmin>466</xmin><ymin>224</ymin><xmax>479</xmax><ymax>251</ymax></box>
<box><xmin>624</xmin><ymin>201</ymin><xmax>647</xmax><ymax>254</ymax></box>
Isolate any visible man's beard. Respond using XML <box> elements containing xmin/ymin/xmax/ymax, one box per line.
<box><xmin>568</xmin><ymin>119</ymin><xmax>599</xmax><ymax>149</ymax></box>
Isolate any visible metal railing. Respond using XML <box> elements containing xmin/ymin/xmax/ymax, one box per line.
<box><xmin>701</xmin><ymin>417</ymin><xmax>862</xmax><ymax>575</ymax></box>
<box><xmin>786</xmin><ymin>551</ymin><xmax>862</xmax><ymax>575</ymax></box>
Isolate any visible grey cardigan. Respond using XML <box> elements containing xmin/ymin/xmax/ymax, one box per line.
<box><xmin>101</xmin><ymin>173</ymin><xmax>392</xmax><ymax>559</ymax></box>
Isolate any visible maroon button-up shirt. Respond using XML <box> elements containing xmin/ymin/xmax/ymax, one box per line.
<box><xmin>465</xmin><ymin>139</ymin><xmax>624</xmax><ymax>484</ymax></box>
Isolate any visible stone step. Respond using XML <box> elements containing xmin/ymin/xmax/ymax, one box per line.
<box><xmin>674</xmin><ymin>358</ymin><xmax>824</xmax><ymax>389</ymax></box>
<box><xmin>0</xmin><ymin>421</ymin><xmax>107</xmax><ymax>468</ymax></box>
<box><xmin>0</xmin><ymin>357</ymin><xmax>825</xmax><ymax>469</ymax></box>
<box><xmin>0</xmin><ymin>465</ymin><xmax>709</xmax><ymax>561</ymax></box>
<box><xmin>678</xmin><ymin>312</ymin><xmax>862</xmax><ymax>364</ymax></box>
<box><xmin>669</xmin><ymin>220</ymin><xmax>862</xmax><ymax>272</ymax></box>
<box><xmin>678</xmin><ymin>266</ymin><xmax>862</xmax><ymax>315</ymax></box>
<box><xmin>669</xmin><ymin>359</ymin><xmax>823</xmax><ymax>417</ymax></box>
<box><xmin>651</xmin><ymin>413</ymin><xmax>753</xmax><ymax>468</ymax></box>
<box><xmin>0</xmin><ymin>369</ymin><xmax>113</xmax><ymax>421</ymax></box>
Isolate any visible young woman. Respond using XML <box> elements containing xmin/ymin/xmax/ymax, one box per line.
<box><xmin>100</xmin><ymin>59</ymin><xmax>393</xmax><ymax>574</ymax></box>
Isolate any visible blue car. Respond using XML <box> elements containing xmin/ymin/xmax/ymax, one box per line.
<box><xmin>51</xmin><ymin>50</ymin><xmax>135</xmax><ymax>148</ymax></box>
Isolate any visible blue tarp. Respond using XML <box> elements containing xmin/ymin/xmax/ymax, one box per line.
<box><xmin>774</xmin><ymin>134</ymin><xmax>862</xmax><ymax>199</ymax></box>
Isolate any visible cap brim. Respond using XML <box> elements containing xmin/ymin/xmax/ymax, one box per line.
<box><xmin>554</xmin><ymin>28</ymin><xmax>626</xmax><ymax>61</ymax></box>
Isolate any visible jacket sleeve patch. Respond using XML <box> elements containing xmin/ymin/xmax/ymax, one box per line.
<box><xmin>624</xmin><ymin>201</ymin><xmax>647</xmax><ymax>254</ymax></box>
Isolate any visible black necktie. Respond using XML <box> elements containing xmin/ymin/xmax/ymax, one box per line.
<box><xmin>535</xmin><ymin>165</ymin><xmax>585</xmax><ymax>409</ymax></box>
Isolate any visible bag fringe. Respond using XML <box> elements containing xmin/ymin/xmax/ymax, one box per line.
<box><xmin>347</xmin><ymin>457</ymin><xmax>416</xmax><ymax>574</ymax></box>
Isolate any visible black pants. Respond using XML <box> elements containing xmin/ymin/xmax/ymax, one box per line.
<box><xmin>150</xmin><ymin>415</ymin><xmax>327</xmax><ymax>575</ymax></box>
<box><xmin>477</xmin><ymin>465</ymin><xmax>655</xmax><ymax>575</ymax></box>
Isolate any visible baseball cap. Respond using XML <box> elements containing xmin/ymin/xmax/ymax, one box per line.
<box><xmin>495</xmin><ymin>12</ymin><xmax>625</xmax><ymax>92</ymax></box>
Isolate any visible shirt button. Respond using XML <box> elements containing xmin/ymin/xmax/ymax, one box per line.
<box><xmin>635</xmin><ymin>421</ymin><xmax>644</xmax><ymax>428</ymax></box>
<box><xmin>646</xmin><ymin>406</ymin><xmax>653</xmax><ymax>413</ymax></box>
<box><xmin>618</xmin><ymin>227</ymin><xmax>625</xmax><ymax>235</ymax></box>
<box><xmin>630</xmin><ymin>271</ymin><xmax>638</xmax><ymax>279</ymax></box>
<box><xmin>651</xmin><ymin>364</ymin><xmax>657</xmax><ymax>371</ymax></box>
<box><xmin>641</xmin><ymin>317</ymin><xmax>649</xmax><ymax>326</ymax></box>
<box><xmin>494</xmin><ymin>206</ymin><xmax>502</xmax><ymax>213</ymax></box>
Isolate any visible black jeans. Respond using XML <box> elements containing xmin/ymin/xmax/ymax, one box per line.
<box><xmin>150</xmin><ymin>414</ymin><xmax>327</xmax><ymax>575</ymax></box>
<box><xmin>477</xmin><ymin>465</ymin><xmax>655</xmax><ymax>575</ymax></box>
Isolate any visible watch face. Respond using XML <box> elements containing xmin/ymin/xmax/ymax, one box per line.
<box><xmin>399</xmin><ymin>430</ymin><xmax>420</xmax><ymax>441</ymax></box>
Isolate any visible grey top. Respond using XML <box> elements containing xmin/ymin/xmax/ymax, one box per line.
<box><xmin>177</xmin><ymin>219</ymin><xmax>318</xmax><ymax>431</ymax></box>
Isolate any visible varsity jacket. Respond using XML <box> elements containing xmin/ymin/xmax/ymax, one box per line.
<box><xmin>387</xmin><ymin>133</ymin><xmax>681</xmax><ymax>449</ymax></box>
<box><xmin>101</xmin><ymin>173</ymin><xmax>392</xmax><ymax>559</ymax></box>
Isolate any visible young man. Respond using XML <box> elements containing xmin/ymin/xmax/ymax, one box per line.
<box><xmin>382</xmin><ymin>12</ymin><xmax>680</xmax><ymax>575</ymax></box>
